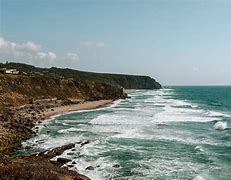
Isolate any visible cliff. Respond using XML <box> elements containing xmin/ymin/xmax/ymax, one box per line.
<box><xmin>0</xmin><ymin>62</ymin><xmax>161</xmax><ymax>89</ymax></box>
<box><xmin>0</xmin><ymin>74</ymin><xmax>126</xmax><ymax>108</ymax></box>
<box><xmin>0</xmin><ymin>63</ymin><xmax>161</xmax><ymax>180</ymax></box>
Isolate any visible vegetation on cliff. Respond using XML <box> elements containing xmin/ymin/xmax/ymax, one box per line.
<box><xmin>0</xmin><ymin>62</ymin><xmax>162</xmax><ymax>89</ymax></box>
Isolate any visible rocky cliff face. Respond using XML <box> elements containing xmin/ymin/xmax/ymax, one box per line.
<box><xmin>0</xmin><ymin>74</ymin><xmax>126</xmax><ymax>108</ymax></box>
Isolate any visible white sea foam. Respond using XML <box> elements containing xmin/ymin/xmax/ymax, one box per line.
<box><xmin>152</xmin><ymin>106</ymin><xmax>217</xmax><ymax>123</ymax></box>
<box><xmin>193</xmin><ymin>175</ymin><xmax>206</xmax><ymax>180</ymax></box>
<box><xmin>58</xmin><ymin>127</ymin><xmax>79</xmax><ymax>133</ymax></box>
<box><xmin>206</xmin><ymin>111</ymin><xmax>230</xmax><ymax>118</ymax></box>
<box><xmin>213</xmin><ymin>121</ymin><xmax>228</xmax><ymax>130</ymax></box>
<box><xmin>195</xmin><ymin>145</ymin><xmax>204</xmax><ymax>152</ymax></box>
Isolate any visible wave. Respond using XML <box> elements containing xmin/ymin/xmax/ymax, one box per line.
<box><xmin>193</xmin><ymin>175</ymin><xmax>206</xmax><ymax>180</ymax></box>
<box><xmin>22</xmin><ymin>88</ymin><xmax>231</xmax><ymax>180</ymax></box>
<box><xmin>58</xmin><ymin>127</ymin><xmax>79</xmax><ymax>133</ymax></box>
<box><xmin>152</xmin><ymin>106</ymin><xmax>218</xmax><ymax>123</ymax></box>
<box><xmin>206</xmin><ymin>111</ymin><xmax>230</xmax><ymax>118</ymax></box>
<box><xmin>213</xmin><ymin>121</ymin><xmax>228</xmax><ymax>130</ymax></box>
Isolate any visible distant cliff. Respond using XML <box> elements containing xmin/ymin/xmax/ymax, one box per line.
<box><xmin>0</xmin><ymin>74</ymin><xmax>126</xmax><ymax>108</ymax></box>
<box><xmin>0</xmin><ymin>62</ymin><xmax>162</xmax><ymax>89</ymax></box>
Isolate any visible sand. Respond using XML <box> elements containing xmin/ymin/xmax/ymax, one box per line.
<box><xmin>44</xmin><ymin>100</ymin><xmax>113</xmax><ymax>119</ymax></box>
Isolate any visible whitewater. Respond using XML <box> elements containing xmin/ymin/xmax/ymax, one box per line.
<box><xmin>20</xmin><ymin>87</ymin><xmax>231</xmax><ymax>180</ymax></box>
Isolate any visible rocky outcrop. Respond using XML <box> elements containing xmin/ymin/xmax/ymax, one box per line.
<box><xmin>0</xmin><ymin>155</ymin><xmax>89</xmax><ymax>180</ymax></box>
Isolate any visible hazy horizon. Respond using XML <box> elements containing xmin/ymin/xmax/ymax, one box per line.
<box><xmin>1</xmin><ymin>0</ymin><xmax>231</xmax><ymax>86</ymax></box>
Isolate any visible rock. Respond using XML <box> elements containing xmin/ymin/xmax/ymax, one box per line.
<box><xmin>49</xmin><ymin>159</ymin><xmax>60</xmax><ymax>166</ymax></box>
<box><xmin>80</xmin><ymin>140</ymin><xmax>90</xmax><ymax>147</ymax></box>
<box><xmin>39</xmin><ymin>143</ymin><xmax>75</xmax><ymax>158</ymax></box>
<box><xmin>67</xmin><ymin>152</ymin><xmax>75</xmax><ymax>156</ymax></box>
<box><xmin>25</xmin><ymin>145</ymin><xmax>33</xmax><ymax>150</ymax></box>
<box><xmin>72</xmin><ymin>161</ymin><xmax>77</xmax><ymax>164</ymax></box>
<box><xmin>112</xmin><ymin>164</ymin><xmax>120</xmax><ymax>168</ymax></box>
<box><xmin>85</xmin><ymin>166</ymin><xmax>94</xmax><ymax>170</ymax></box>
<box><xmin>67</xmin><ymin>164</ymin><xmax>74</xmax><ymax>168</ymax></box>
<box><xmin>57</xmin><ymin>157</ymin><xmax>71</xmax><ymax>164</ymax></box>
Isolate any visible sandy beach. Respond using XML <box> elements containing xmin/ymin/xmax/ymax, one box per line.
<box><xmin>44</xmin><ymin>100</ymin><xmax>113</xmax><ymax>119</ymax></box>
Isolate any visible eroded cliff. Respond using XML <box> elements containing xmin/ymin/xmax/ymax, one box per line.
<box><xmin>0</xmin><ymin>74</ymin><xmax>126</xmax><ymax>108</ymax></box>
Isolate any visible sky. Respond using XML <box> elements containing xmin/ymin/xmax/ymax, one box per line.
<box><xmin>0</xmin><ymin>0</ymin><xmax>231</xmax><ymax>85</ymax></box>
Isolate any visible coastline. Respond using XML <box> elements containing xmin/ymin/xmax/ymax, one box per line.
<box><xmin>0</xmin><ymin>99</ymin><xmax>115</xmax><ymax>180</ymax></box>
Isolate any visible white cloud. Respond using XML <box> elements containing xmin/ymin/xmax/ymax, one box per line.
<box><xmin>0</xmin><ymin>37</ymin><xmax>57</xmax><ymax>66</ymax></box>
<box><xmin>82</xmin><ymin>41</ymin><xmax>94</xmax><ymax>47</ymax></box>
<box><xmin>16</xmin><ymin>41</ymin><xmax>41</xmax><ymax>52</ymax></box>
<box><xmin>0</xmin><ymin>37</ymin><xmax>10</xmax><ymax>49</ymax></box>
<box><xmin>96</xmin><ymin>42</ymin><xmax>105</xmax><ymax>47</ymax></box>
<box><xmin>37</xmin><ymin>51</ymin><xmax>56</xmax><ymax>60</ymax></box>
<box><xmin>37</xmin><ymin>52</ymin><xmax>47</xmax><ymax>59</ymax></box>
<box><xmin>47</xmin><ymin>52</ymin><xmax>56</xmax><ymax>60</ymax></box>
<box><xmin>0</xmin><ymin>37</ymin><xmax>41</xmax><ymax>53</ymax></box>
<box><xmin>0</xmin><ymin>37</ymin><xmax>82</xmax><ymax>68</ymax></box>
<box><xmin>82</xmin><ymin>41</ymin><xmax>106</xmax><ymax>48</ymax></box>
<box><xmin>65</xmin><ymin>53</ymin><xmax>79</xmax><ymax>61</ymax></box>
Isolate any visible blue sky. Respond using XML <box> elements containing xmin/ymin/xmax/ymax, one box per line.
<box><xmin>0</xmin><ymin>0</ymin><xmax>231</xmax><ymax>85</ymax></box>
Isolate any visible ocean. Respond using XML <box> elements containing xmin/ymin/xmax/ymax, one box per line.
<box><xmin>20</xmin><ymin>87</ymin><xmax>231</xmax><ymax>180</ymax></box>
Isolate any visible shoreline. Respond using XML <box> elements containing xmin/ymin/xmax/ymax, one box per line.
<box><xmin>44</xmin><ymin>99</ymin><xmax>113</xmax><ymax>120</ymax></box>
<box><xmin>0</xmin><ymin>98</ymin><xmax>116</xmax><ymax>180</ymax></box>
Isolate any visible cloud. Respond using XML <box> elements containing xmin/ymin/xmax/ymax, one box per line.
<box><xmin>65</xmin><ymin>53</ymin><xmax>79</xmax><ymax>61</ymax></box>
<box><xmin>0</xmin><ymin>37</ymin><xmax>81</xmax><ymax>68</ymax></box>
<box><xmin>16</xmin><ymin>41</ymin><xmax>41</xmax><ymax>52</ymax></box>
<box><xmin>96</xmin><ymin>42</ymin><xmax>105</xmax><ymax>47</ymax></box>
<box><xmin>37</xmin><ymin>51</ymin><xmax>56</xmax><ymax>60</ymax></box>
<box><xmin>82</xmin><ymin>41</ymin><xmax>106</xmax><ymax>48</ymax></box>
<box><xmin>0</xmin><ymin>37</ymin><xmax>12</xmax><ymax>51</ymax></box>
<box><xmin>37</xmin><ymin>52</ymin><xmax>47</xmax><ymax>59</ymax></box>
<box><xmin>0</xmin><ymin>37</ymin><xmax>58</xmax><ymax>66</ymax></box>
<box><xmin>0</xmin><ymin>37</ymin><xmax>41</xmax><ymax>53</ymax></box>
<box><xmin>82</xmin><ymin>41</ymin><xmax>94</xmax><ymax>47</ymax></box>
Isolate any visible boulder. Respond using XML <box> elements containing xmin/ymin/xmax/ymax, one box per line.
<box><xmin>57</xmin><ymin>157</ymin><xmax>71</xmax><ymax>164</ymax></box>
<box><xmin>112</xmin><ymin>164</ymin><xmax>120</xmax><ymax>168</ymax></box>
<box><xmin>39</xmin><ymin>143</ymin><xmax>75</xmax><ymax>158</ymax></box>
<box><xmin>80</xmin><ymin>140</ymin><xmax>90</xmax><ymax>147</ymax></box>
<box><xmin>85</xmin><ymin>166</ymin><xmax>94</xmax><ymax>170</ymax></box>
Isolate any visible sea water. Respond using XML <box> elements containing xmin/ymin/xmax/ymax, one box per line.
<box><xmin>20</xmin><ymin>87</ymin><xmax>231</xmax><ymax>180</ymax></box>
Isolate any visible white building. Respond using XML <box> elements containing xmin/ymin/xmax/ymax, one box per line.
<box><xmin>0</xmin><ymin>68</ymin><xmax>19</xmax><ymax>74</ymax></box>
<box><xmin>6</xmin><ymin>69</ymin><xmax>19</xmax><ymax>74</ymax></box>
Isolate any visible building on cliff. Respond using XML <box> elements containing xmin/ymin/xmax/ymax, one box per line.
<box><xmin>0</xmin><ymin>68</ymin><xmax>19</xmax><ymax>74</ymax></box>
